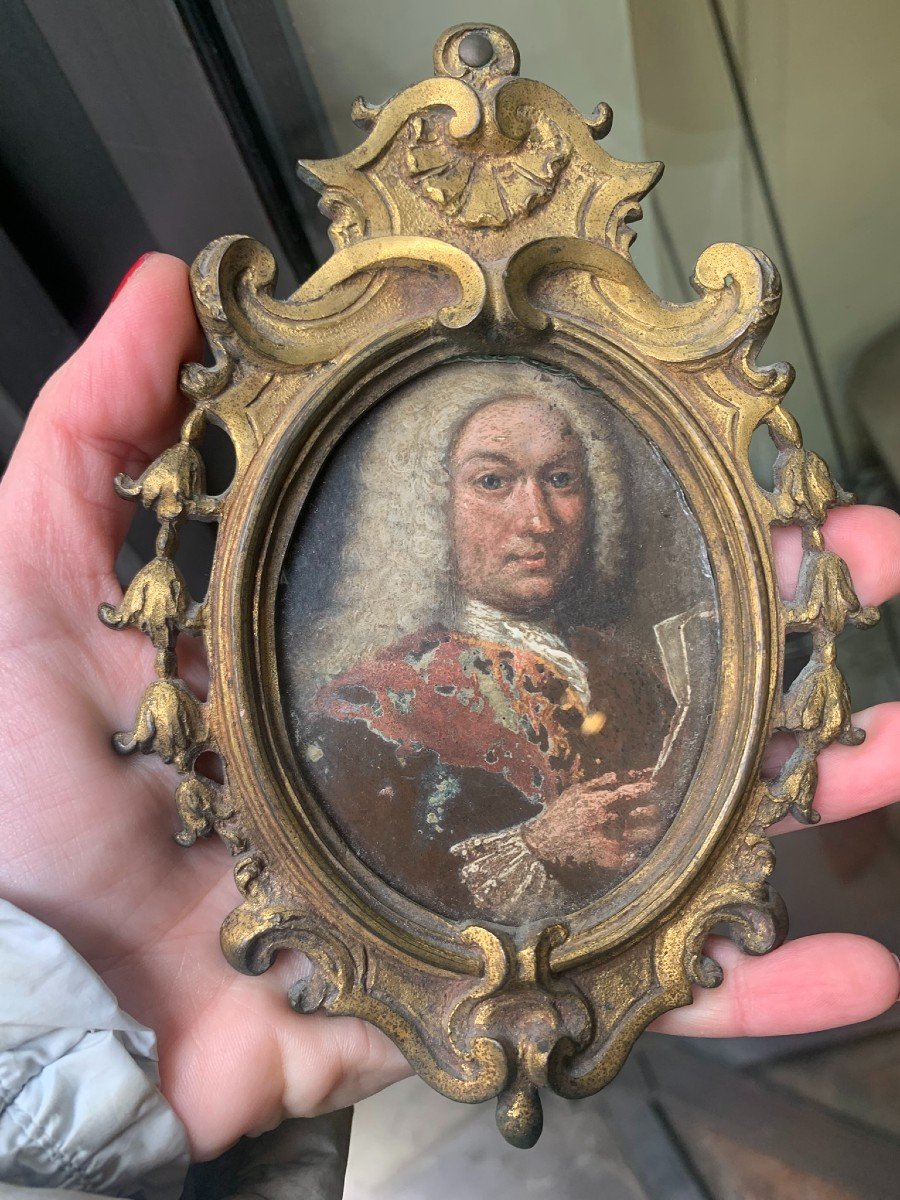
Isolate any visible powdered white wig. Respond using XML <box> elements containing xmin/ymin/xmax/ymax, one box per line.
<box><xmin>283</xmin><ymin>359</ymin><xmax>629</xmax><ymax>703</ymax></box>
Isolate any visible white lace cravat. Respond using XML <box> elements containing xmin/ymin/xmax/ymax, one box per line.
<box><xmin>458</xmin><ymin>599</ymin><xmax>592</xmax><ymax>709</ymax></box>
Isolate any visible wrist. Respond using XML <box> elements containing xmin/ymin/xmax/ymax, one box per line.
<box><xmin>521</xmin><ymin>815</ymin><xmax>557</xmax><ymax>862</ymax></box>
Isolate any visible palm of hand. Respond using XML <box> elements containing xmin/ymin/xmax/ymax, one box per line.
<box><xmin>0</xmin><ymin>637</ymin><xmax>402</xmax><ymax>1160</ymax></box>
<box><xmin>0</xmin><ymin>256</ymin><xmax>897</xmax><ymax>1159</ymax></box>
<box><xmin>0</xmin><ymin>258</ymin><xmax>407</xmax><ymax>1160</ymax></box>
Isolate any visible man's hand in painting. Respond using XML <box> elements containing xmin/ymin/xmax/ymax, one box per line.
<box><xmin>522</xmin><ymin>769</ymin><xmax>664</xmax><ymax>871</ymax></box>
<box><xmin>0</xmin><ymin>254</ymin><xmax>897</xmax><ymax>1157</ymax></box>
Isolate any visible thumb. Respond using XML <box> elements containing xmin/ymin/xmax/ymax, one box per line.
<box><xmin>0</xmin><ymin>253</ymin><xmax>204</xmax><ymax>607</ymax></box>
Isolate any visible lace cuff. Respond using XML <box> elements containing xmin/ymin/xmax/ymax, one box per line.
<box><xmin>450</xmin><ymin>825</ymin><xmax>566</xmax><ymax>916</ymax></box>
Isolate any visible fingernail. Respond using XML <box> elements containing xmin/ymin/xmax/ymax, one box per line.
<box><xmin>111</xmin><ymin>253</ymin><xmax>153</xmax><ymax>302</ymax></box>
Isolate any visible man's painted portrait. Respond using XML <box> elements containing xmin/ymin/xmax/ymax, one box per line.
<box><xmin>278</xmin><ymin>360</ymin><xmax>719</xmax><ymax>925</ymax></box>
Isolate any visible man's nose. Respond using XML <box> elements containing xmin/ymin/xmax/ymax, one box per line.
<box><xmin>516</xmin><ymin>478</ymin><xmax>554</xmax><ymax>533</ymax></box>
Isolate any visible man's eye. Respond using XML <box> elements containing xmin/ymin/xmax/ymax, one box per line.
<box><xmin>477</xmin><ymin>473</ymin><xmax>506</xmax><ymax>491</ymax></box>
<box><xmin>549</xmin><ymin>471</ymin><xmax>574</xmax><ymax>488</ymax></box>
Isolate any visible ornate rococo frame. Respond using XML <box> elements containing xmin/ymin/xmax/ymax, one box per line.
<box><xmin>101</xmin><ymin>24</ymin><xmax>877</xmax><ymax>1146</ymax></box>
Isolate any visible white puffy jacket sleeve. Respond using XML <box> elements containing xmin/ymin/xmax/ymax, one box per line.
<box><xmin>0</xmin><ymin>899</ymin><xmax>190</xmax><ymax>1200</ymax></box>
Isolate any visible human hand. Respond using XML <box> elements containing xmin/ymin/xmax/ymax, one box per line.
<box><xmin>652</xmin><ymin>511</ymin><xmax>900</xmax><ymax>1036</ymax></box>
<box><xmin>0</xmin><ymin>255</ymin><xmax>409</xmax><ymax>1160</ymax></box>
<box><xmin>0</xmin><ymin>254</ymin><xmax>896</xmax><ymax>1158</ymax></box>
<box><xmin>522</xmin><ymin>770</ymin><xmax>663</xmax><ymax>870</ymax></box>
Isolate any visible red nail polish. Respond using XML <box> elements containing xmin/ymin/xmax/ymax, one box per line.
<box><xmin>111</xmin><ymin>253</ymin><xmax>152</xmax><ymax>302</ymax></box>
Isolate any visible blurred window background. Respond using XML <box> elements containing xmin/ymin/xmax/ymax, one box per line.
<box><xmin>2</xmin><ymin>3</ymin><xmax>898</xmax><ymax>1196</ymax></box>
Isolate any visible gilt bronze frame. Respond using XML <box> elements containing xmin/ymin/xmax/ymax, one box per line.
<box><xmin>100</xmin><ymin>24</ymin><xmax>876</xmax><ymax>1146</ymax></box>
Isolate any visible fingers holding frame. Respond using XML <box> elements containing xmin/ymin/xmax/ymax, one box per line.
<box><xmin>766</xmin><ymin>502</ymin><xmax>900</xmax><ymax>825</ymax></box>
<box><xmin>771</xmin><ymin>702</ymin><xmax>900</xmax><ymax>832</ymax></box>
<box><xmin>652</xmin><ymin>933</ymin><xmax>899</xmax><ymax>1038</ymax></box>
<box><xmin>773</xmin><ymin>503</ymin><xmax>900</xmax><ymax>608</ymax></box>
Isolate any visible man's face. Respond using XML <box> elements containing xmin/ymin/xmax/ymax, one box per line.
<box><xmin>449</xmin><ymin>396</ymin><xmax>589</xmax><ymax>616</ymax></box>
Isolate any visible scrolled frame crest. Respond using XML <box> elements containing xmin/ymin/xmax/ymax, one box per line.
<box><xmin>100</xmin><ymin>24</ymin><xmax>876</xmax><ymax>1148</ymax></box>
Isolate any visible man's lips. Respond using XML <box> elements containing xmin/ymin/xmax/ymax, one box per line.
<box><xmin>506</xmin><ymin>549</ymin><xmax>550</xmax><ymax>571</ymax></box>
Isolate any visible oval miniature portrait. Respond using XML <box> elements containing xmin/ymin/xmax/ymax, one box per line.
<box><xmin>277</xmin><ymin>359</ymin><xmax>720</xmax><ymax>925</ymax></box>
